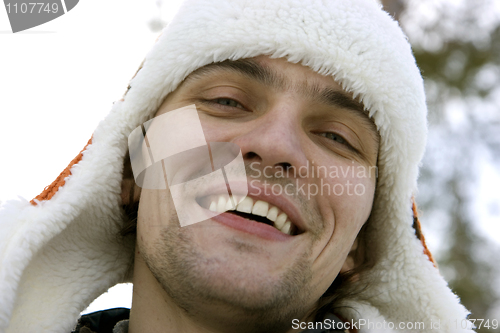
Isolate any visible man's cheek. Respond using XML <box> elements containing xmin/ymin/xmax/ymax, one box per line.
<box><xmin>308</xmin><ymin>234</ymin><xmax>352</xmax><ymax>294</ymax></box>
<box><xmin>351</xmin><ymin>175</ymin><xmax>376</xmax><ymax>221</ymax></box>
<box><xmin>138</xmin><ymin>189</ymin><xmax>174</xmax><ymax>231</ymax></box>
<box><xmin>315</xmin><ymin>174</ymin><xmax>375</xmax><ymax>238</ymax></box>
<box><xmin>319</xmin><ymin>172</ymin><xmax>372</xmax><ymax>199</ymax></box>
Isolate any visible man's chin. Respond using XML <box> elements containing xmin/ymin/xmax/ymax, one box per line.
<box><xmin>164</xmin><ymin>273</ymin><xmax>312</xmax><ymax>332</ymax></box>
<box><xmin>144</xmin><ymin>225</ymin><xmax>314</xmax><ymax>322</ymax></box>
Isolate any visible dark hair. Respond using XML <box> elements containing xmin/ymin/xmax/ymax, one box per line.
<box><xmin>120</xmin><ymin>201</ymin><xmax>139</xmax><ymax>237</ymax></box>
<box><xmin>120</xmin><ymin>151</ymin><xmax>140</xmax><ymax>237</ymax></box>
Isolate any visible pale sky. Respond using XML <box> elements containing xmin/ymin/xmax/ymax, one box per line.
<box><xmin>1</xmin><ymin>0</ymin><xmax>498</xmax><ymax>315</ymax></box>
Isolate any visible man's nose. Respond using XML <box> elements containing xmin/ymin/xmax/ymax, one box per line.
<box><xmin>231</xmin><ymin>107</ymin><xmax>309</xmax><ymax>175</ymax></box>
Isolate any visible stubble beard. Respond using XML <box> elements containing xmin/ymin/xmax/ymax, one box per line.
<box><xmin>140</xmin><ymin>211</ymin><xmax>318</xmax><ymax>333</ymax></box>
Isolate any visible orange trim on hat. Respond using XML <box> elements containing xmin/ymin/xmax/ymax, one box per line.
<box><xmin>412</xmin><ymin>198</ymin><xmax>436</xmax><ymax>266</ymax></box>
<box><xmin>30</xmin><ymin>138</ymin><xmax>93</xmax><ymax>205</ymax></box>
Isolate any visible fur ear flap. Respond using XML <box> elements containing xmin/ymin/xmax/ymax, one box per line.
<box><xmin>30</xmin><ymin>138</ymin><xmax>93</xmax><ymax>205</ymax></box>
<box><xmin>29</xmin><ymin>137</ymin><xmax>143</xmax><ymax>207</ymax></box>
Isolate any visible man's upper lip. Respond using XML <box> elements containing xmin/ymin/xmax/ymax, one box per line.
<box><xmin>196</xmin><ymin>180</ymin><xmax>307</xmax><ymax>233</ymax></box>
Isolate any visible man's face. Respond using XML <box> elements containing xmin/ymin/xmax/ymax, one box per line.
<box><xmin>136</xmin><ymin>56</ymin><xmax>379</xmax><ymax>329</ymax></box>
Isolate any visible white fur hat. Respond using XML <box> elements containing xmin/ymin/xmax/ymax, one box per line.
<box><xmin>0</xmin><ymin>0</ymin><xmax>473</xmax><ymax>332</ymax></box>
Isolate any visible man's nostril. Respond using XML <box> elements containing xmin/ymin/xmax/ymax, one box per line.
<box><xmin>245</xmin><ymin>152</ymin><xmax>259</xmax><ymax>159</ymax></box>
<box><xmin>276</xmin><ymin>162</ymin><xmax>292</xmax><ymax>170</ymax></box>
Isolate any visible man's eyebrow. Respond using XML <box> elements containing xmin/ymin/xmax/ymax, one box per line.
<box><xmin>186</xmin><ymin>58</ymin><xmax>287</xmax><ymax>89</ymax></box>
<box><xmin>304</xmin><ymin>83</ymin><xmax>378</xmax><ymax>133</ymax></box>
<box><xmin>316</xmin><ymin>87</ymin><xmax>365</xmax><ymax>114</ymax></box>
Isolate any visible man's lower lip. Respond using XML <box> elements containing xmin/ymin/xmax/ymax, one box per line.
<box><xmin>211</xmin><ymin>212</ymin><xmax>293</xmax><ymax>241</ymax></box>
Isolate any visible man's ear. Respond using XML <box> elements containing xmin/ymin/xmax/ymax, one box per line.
<box><xmin>121</xmin><ymin>152</ymin><xmax>142</xmax><ymax>205</ymax></box>
<box><xmin>340</xmin><ymin>236</ymin><xmax>363</xmax><ymax>273</ymax></box>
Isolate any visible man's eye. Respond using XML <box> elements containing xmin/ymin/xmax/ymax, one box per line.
<box><xmin>320</xmin><ymin>132</ymin><xmax>347</xmax><ymax>145</ymax></box>
<box><xmin>213</xmin><ymin>98</ymin><xmax>242</xmax><ymax>108</ymax></box>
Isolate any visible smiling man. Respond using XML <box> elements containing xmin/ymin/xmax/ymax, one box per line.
<box><xmin>0</xmin><ymin>0</ymin><xmax>474</xmax><ymax>333</ymax></box>
<box><xmin>126</xmin><ymin>56</ymin><xmax>379</xmax><ymax>332</ymax></box>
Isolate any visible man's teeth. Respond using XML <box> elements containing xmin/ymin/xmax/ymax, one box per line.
<box><xmin>275</xmin><ymin>212</ymin><xmax>287</xmax><ymax>230</ymax></box>
<box><xmin>217</xmin><ymin>196</ymin><xmax>227</xmax><ymax>213</ymax></box>
<box><xmin>206</xmin><ymin>195</ymin><xmax>294</xmax><ymax>235</ymax></box>
<box><xmin>266</xmin><ymin>206</ymin><xmax>279</xmax><ymax>222</ymax></box>
<box><xmin>236</xmin><ymin>196</ymin><xmax>253</xmax><ymax>213</ymax></box>
<box><xmin>224</xmin><ymin>198</ymin><xmax>234</xmax><ymax>211</ymax></box>
<box><xmin>281</xmin><ymin>221</ymin><xmax>292</xmax><ymax>235</ymax></box>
